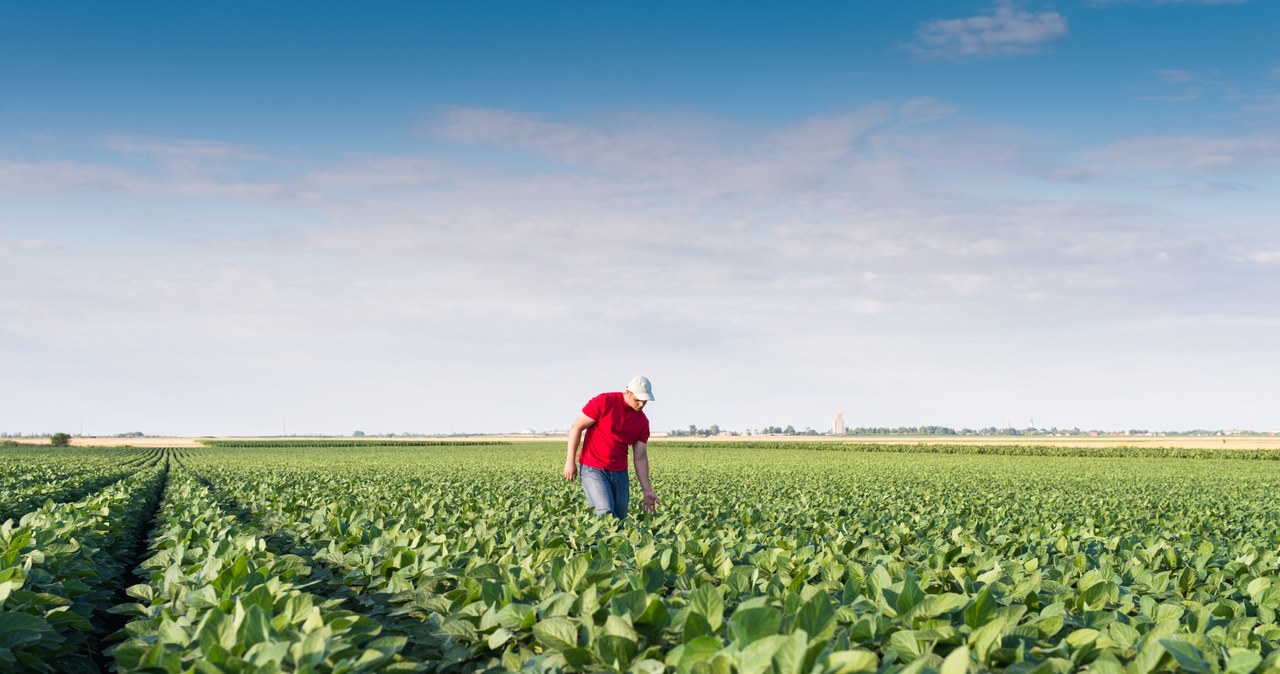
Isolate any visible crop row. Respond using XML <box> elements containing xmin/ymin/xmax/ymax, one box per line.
<box><xmin>0</xmin><ymin>446</ymin><xmax>160</xmax><ymax>523</ymax></box>
<box><xmin>108</xmin><ymin>467</ymin><xmax>420</xmax><ymax>672</ymax></box>
<box><xmin>1</xmin><ymin>460</ymin><xmax>166</xmax><ymax>671</ymax></box>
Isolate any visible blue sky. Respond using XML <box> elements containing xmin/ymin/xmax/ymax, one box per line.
<box><xmin>2</xmin><ymin>1</ymin><xmax>1277</xmax><ymax>436</ymax></box>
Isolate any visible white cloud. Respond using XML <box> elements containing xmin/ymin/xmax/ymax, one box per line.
<box><xmin>1239</xmin><ymin>249</ymin><xmax>1280</xmax><ymax>264</ymax></box>
<box><xmin>0</xmin><ymin>160</ymin><xmax>159</xmax><ymax>192</ymax></box>
<box><xmin>1156</xmin><ymin>69</ymin><xmax>1195</xmax><ymax>84</ymax></box>
<box><xmin>1074</xmin><ymin>135</ymin><xmax>1280</xmax><ymax>172</ymax></box>
<box><xmin>0</xmin><ymin>238</ymin><xmax>56</xmax><ymax>256</ymax></box>
<box><xmin>912</xmin><ymin>3</ymin><xmax>1068</xmax><ymax>60</ymax></box>
<box><xmin>1092</xmin><ymin>0</ymin><xmax>1245</xmax><ymax>5</ymax></box>
<box><xmin>1246</xmin><ymin>93</ymin><xmax>1280</xmax><ymax>112</ymax></box>
<box><xmin>302</xmin><ymin>157</ymin><xmax>454</xmax><ymax>189</ymax></box>
<box><xmin>0</xmin><ymin>159</ymin><xmax>319</xmax><ymax>204</ymax></box>
<box><xmin>103</xmin><ymin>133</ymin><xmax>263</xmax><ymax>161</ymax></box>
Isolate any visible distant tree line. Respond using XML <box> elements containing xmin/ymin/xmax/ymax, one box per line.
<box><xmin>664</xmin><ymin>425</ymin><xmax>1274</xmax><ymax>438</ymax></box>
<box><xmin>667</xmin><ymin>424</ymin><xmax>724</xmax><ymax>437</ymax></box>
<box><xmin>839</xmin><ymin>427</ymin><xmax>1259</xmax><ymax>437</ymax></box>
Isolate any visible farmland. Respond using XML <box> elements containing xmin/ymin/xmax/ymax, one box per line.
<box><xmin>3</xmin><ymin>442</ymin><xmax>1280</xmax><ymax>673</ymax></box>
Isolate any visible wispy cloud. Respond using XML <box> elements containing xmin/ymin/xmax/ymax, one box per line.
<box><xmin>0</xmin><ymin>238</ymin><xmax>57</xmax><ymax>256</ymax></box>
<box><xmin>0</xmin><ymin>159</ymin><xmax>302</xmax><ymax>202</ymax></box>
<box><xmin>429</xmin><ymin>100</ymin><xmax>958</xmax><ymax>200</ymax></box>
<box><xmin>1134</xmin><ymin>68</ymin><xmax>1252</xmax><ymax>104</ymax></box>
<box><xmin>1239</xmin><ymin>249</ymin><xmax>1280</xmax><ymax>264</ymax></box>
<box><xmin>911</xmin><ymin>3</ymin><xmax>1068</xmax><ymax>60</ymax></box>
<box><xmin>103</xmin><ymin>133</ymin><xmax>263</xmax><ymax>161</ymax></box>
<box><xmin>1074</xmin><ymin>134</ymin><xmax>1280</xmax><ymax>172</ymax></box>
<box><xmin>1092</xmin><ymin>0</ymin><xmax>1245</xmax><ymax>5</ymax></box>
<box><xmin>1156</xmin><ymin>69</ymin><xmax>1195</xmax><ymax>84</ymax></box>
<box><xmin>1246</xmin><ymin>93</ymin><xmax>1280</xmax><ymax>112</ymax></box>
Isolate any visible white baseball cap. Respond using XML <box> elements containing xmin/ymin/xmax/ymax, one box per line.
<box><xmin>626</xmin><ymin>376</ymin><xmax>655</xmax><ymax>401</ymax></box>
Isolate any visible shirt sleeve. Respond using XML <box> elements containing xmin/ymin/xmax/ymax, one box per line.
<box><xmin>582</xmin><ymin>393</ymin><xmax>607</xmax><ymax>420</ymax></box>
<box><xmin>639</xmin><ymin>416</ymin><xmax>650</xmax><ymax>443</ymax></box>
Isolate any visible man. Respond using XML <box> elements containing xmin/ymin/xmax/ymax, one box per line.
<box><xmin>563</xmin><ymin>376</ymin><xmax>659</xmax><ymax>519</ymax></box>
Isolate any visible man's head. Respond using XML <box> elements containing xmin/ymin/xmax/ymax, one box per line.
<box><xmin>624</xmin><ymin>376</ymin><xmax>654</xmax><ymax>411</ymax></box>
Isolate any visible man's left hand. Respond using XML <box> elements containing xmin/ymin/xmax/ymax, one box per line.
<box><xmin>642</xmin><ymin>491</ymin><xmax>659</xmax><ymax>513</ymax></box>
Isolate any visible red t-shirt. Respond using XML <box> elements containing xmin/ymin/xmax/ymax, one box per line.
<box><xmin>579</xmin><ymin>391</ymin><xmax>650</xmax><ymax>471</ymax></box>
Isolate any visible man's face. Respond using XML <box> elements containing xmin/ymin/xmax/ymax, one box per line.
<box><xmin>624</xmin><ymin>390</ymin><xmax>648</xmax><ymax>411</ymax></box>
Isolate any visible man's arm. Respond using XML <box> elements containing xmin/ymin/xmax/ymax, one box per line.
<box><xmin>633</xmin><ymin>440</ymin><xmax>659</xmax><ymax>513</ymax></box>
<box><xmin>564</xmin><ymin>414</ymin><xmax>595</xmax><ymax>480</ymax></box>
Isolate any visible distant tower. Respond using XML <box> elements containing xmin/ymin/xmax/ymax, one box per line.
<box><xmin>833</xmin><ymin>411</ymin><xmax>845</xmax><ymax>435</ymax></box>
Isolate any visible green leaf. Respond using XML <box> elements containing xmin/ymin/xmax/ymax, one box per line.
<box><xmin>496</xmin><ymin>602</ymin><xmax>536</xmax><ymax>630</ymax></box>
<box><xmin>563</xmin><ymin>647</ymin><xmax>593</xmax><ymax>669</ymax></box>
<box><xmin>488</xmin><ymin>627</ymin><xmax>515</xmax><ymax>649</ymax></box>
<box><xmin>896</xmin><ymin>573</ymin><xmax>925</xmax><ymax>616</ymax></box>
<box><xmin>239</xmin><ymin>603</ymin><xmax>274</xmax><ymax>647</ymax></box>
<box><xmin>291</xmin><ymin>621</ymin><xmax>329</xmax><ymax>668</ymax></box>
<box><xmin>940</xmin><ymin>644</ymin><xmax>970</xmax><ymax>674</ymax></box>
<box><xmin>795</xmin><ymin>593</ymin><xmax>836</xmax><ymax>640</ymax></box>
<box><xmin>605</xmin><ymin>614</ymin><xmax>640</xmax><ymax>641</ymax></box>
<box><xmin>677</xmin><ymin>636</ymin><xmax>723</xmax><ymax>674</ymax></box>
<box><xmin>1088</xmin><ymin>651</ymin><xmax>1126</xmax><ymax>674</ymax></box>
<box><xmin>889</xmin><ymin>629</ymin><xmax>931</xmax><ymax>663</ymax></box>
<box><xmin>1065</xmin><ymin>628</ymin><xmax>1100</xmax><ymax>649</ymax></box>
<box><xmin>632</xmin><ymin>659</ymin><xmax>666</xmax><ymax>674</ymax></box>
<box><xmin>533</xmin><ymin>616</ymin><xmax>579</xmax><ymax>651</ymax></box>
<box><xmin>1107</xmin><ymin>620</ymin><xmax>1139</xmax><ymax>649</ymax></box>
<box><xmin>596</xmin><ymin>634</ymin><xmax>639</xmax><ymax>669</ymax></box>
<box><xmin>125</xmin><ymin>584</ymin><xmax>156</xmax><ymax>602</ymax></box>
<box><xmin>0</xmin><ymin>612</ymin><xmax>49</xmax><ymax>649</ymax></box>
<box><xmin>243</xmin><ymin>640</ymin><xmax>289</xmax><ymax>667</ymax></box>
<box><xmin>729</xmin><ymin>606</ymin><xmax>782</xmax><ymax>647</ymax></box>
<box><xmin>738</xmin><ymin>635</ymin><xmax>787</xmax><ymax>674</ymax></box>
<box><xmin>770</xmin><ymin>630</ymin><xmax>807</xmax><ymax>674</ymax></box>
<box><xmin>1158</xmin><ymin>639</ymin><xmax>1212</xmax><ymax>674</ymax></box>
<box><xmin>906</xmin><ymin>593</ymin><xmax>969</xmax><ymax>622</ymax></box>
<box><xmin>1246</xmin><ymin>577</ymin><xmax>1271</xmax><ymax>602</ymax></box>
<box><xmin>819</xmin><ymin>650</ymin><xmax>878</xmax><ymax>674</ymax></box>
<box><xmin>684</xmin><ymin>611</ymin><xmax>714</xmax><ymax>641</ymax></box>
<box><xmin>691</xmin><ymin>584</ymin><xmax>725</xmax><ymax>631</ymax></box>
<box><xmin>964</xmin><ymin>586</ymin><xmax>995</xmax><ymax>629</ymax></box>
<box><xmin>1225</xmin><ymin>648</ymin><xmax>1262</xmax><ymax>674</ymax></box>
<box><xmin>1129</xmin><ymin>639</ymin><xmax>1170</xmax><ymax>674</ymax></box>
<box><xmin>553</xmin><ymin>556</ymin><xmax>589</xmax><ymax>592</ymax></box>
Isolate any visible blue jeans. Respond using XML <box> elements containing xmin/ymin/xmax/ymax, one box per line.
<box><xmin>580</xmin><ymin>464</ymin><xmax>630</xmax><ymax>519</ymax></box>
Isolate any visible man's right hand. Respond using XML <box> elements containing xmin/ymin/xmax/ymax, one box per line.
<box><xmin>563</xmin><ymin>462</ymin><xmax>577</xmax><ymax>481</ymax></box>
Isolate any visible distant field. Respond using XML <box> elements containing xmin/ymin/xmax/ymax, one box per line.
<box><xmin>10</xmin><ymin>432</ymin><xmax>1278</xmax><ymax>450</ymax></box>
<box><xmin>661</xmin><ymin>434</ymin><xmax>1280</xmax><ymax>450</ymax></box>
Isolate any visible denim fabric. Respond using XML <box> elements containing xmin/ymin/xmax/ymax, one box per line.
<box><xmin>580</xmin><ymin>464</ymin><xmax>630</xmax><ymax>519</ymax></box>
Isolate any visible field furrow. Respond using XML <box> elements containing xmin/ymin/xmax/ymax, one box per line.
<box><xmin>107</xmin><ymin>466</ymin><xmax>421</xmax><ymax>673</ymax></box>
<box><xmin>0</xmin><ymin>462</ymin><xmax>166</xmax><ymax>672</ymax></box>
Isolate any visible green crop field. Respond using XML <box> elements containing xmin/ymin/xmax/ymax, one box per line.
<box><xmin>3</xmin><ymin>442</ymin><xmax>1280</xmax><ymax>674</ymax></box>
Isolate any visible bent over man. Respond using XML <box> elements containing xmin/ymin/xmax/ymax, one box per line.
<box><xmin>563</xmin><ymin>376</ymin><xmax>659</xmax><ymax>519</ymax></box>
